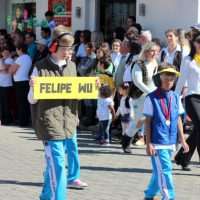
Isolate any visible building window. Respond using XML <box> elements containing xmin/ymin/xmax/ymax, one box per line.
<box><xmin>11</xmin><ymin>2</ymin><xmax>36</xmax><ymax>32</ymax></box>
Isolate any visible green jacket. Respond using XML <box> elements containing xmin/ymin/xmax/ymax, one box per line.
<box><xmin>33</xmin><ymin>55</ymin><xmax>79</xmax><ymax>141</ymax></box>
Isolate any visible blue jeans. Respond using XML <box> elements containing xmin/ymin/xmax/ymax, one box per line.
<box><xmin>144</xmin><ymin>149</ymin><xmax>175</xmax><ymax>200</ymax></box>
<box><xmin>98</xmin><ymin>120</ymin><xmax>112</xmax><ymax>142</ymax></box>
<box><xmin>40</xmin><ymin>133</ymin><xmax>80</xmax><ymax>200</ymax></box>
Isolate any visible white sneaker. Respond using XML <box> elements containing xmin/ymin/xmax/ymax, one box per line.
<box><xmin>68</xmin><ymin>179</ymin><xmax>88</xmax><ymax>189</ymax></box>
<box><xmin>135</xmin><ymin>137</ymin><xmax>145</xmax><ymax>146</ymax></box>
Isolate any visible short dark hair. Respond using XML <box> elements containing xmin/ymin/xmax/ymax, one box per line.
<box><xmin>129</xmin><ymin>41</ymin><xmax>141</xmax><ymax>55</ymax></box>
<box><xmin>133</xmin><ymin>23</ymin><xmax>142</xmax><ymax>34</ymax></box>
<box><xmin>120</xmin><ymin>82</ymin><xmax>130</xmax><ymax>90</ymax></box>
<box><xmin>83</xmin><ymin>30</ymin><xmax>91</xmax><ymax>43</ymax></box>
<box><xmin>99</xmin><ymin>85</ymin><xmax>112</xmax><ymax>98</ymax></box>
<box><xmin>0</xmin><ymin>29</ymin><xmax>8</xmax><ymax>36</ymax></box>
<box><xmin>86</xmin><ymin>42</ymin><xmax>95</xmax><ymax>49</ymax></box>
<box><xmin>45</xmin><ymin>10</ymin><xmax>54</xmax><ymax>17</ymax></box>
<box><xmin>128</xmin><ymin>16</ymin><xmax>136</xmax><ymax>23</ymax></box>
<box><xmin>41</xmin><ymin>27</ymin><xmax>51</xmax><ymax>36</ymax></box>
<box><xmin>16</xmin><ymin>43</ymin><xmax>27</xmax><ymax>53</ymax></box>
<box><xmin>25</xmin><ymin>32</ymin><xmax>36</xmax><ymax>40</ymax></box>
<box><xmin>3</xmin><ymin>44</ymin><xmax>14</xmax><ymax>52</ymax></box>
<box><xmin>99</xmin><ymin>57</ymin><xmax>112</xmax><ymax>70</ymax></box>
<box><xmin>15</xmin><ymin>29</ymin><xmax>25</xmax><ymax>39</ymax></box>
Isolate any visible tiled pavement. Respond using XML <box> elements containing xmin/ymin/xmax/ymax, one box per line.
<box><xmin>0</xmin><ymin>125</ymin><xmax>199</xmax><ymax>200</ymax></box>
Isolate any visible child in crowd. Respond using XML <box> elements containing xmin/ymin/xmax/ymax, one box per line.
<box><xmin>116</xmin><ymin>82</ymin><xmax>134</xmax><ymax>136</ymax></box>
<box><xmin>96</xmin><ymin>85</ymin><xmax>115</xmax><ymax>145</ymax></box>
<box><xmin>143</xmin><ymin>64</ymin><xmax>189</xmax><ymax>200</ymax></box>
<box><xmin>97</xmin><ymin>57</ymin><xmax>115</xmax><ymax>94</ymax></box>
<box><xmin>0</xmin><ymin>46</ymin><xmax>14</xmax><ymax>125</ymax></box>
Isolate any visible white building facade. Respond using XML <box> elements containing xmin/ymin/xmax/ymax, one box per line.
<box><xmin>1</xmin><ymin>0</ymin><xmax>200</xmax><ymax>39</ymax></box>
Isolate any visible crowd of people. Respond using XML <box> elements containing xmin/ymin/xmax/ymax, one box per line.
<box><xmin>0</xmin><ymin>12</ymin><xmax>200</xmax><ymax>200</ymax></box>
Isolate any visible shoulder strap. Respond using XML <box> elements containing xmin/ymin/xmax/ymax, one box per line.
<box><xmin>130</xmin><ymin>60</ymin><xmax>136</xmax><ymax>71</ymax></box>
<box><xmin>137</xmin><ymin>60</ymin><xmax>148</xmax><ymax>84</ymax></box>
<box><xmin>160</xmin><ymin>50</ymin><xmax>166</xmax><ymax>62</ymax></box>
<box><xmin>173</xmin><ymin>51</ymin><xmax>182</xmax><ymax>71</ymax></box>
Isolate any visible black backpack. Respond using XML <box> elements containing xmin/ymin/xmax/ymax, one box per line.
<box><xmin>128</xmin><ymin>60</ymin><xmax>148</xmax><ymax>99</ymax></box>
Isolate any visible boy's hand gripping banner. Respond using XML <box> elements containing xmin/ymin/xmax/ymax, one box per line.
<box><xmin>33</xmin><ymin>77</ymin><xmax>99</xmax><ymax>99</ymax></box>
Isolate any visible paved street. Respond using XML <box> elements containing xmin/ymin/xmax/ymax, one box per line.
<box><xmin>0</xmin><ymin>125</ymin><xmax>199</xmax><ymax>200</ymax></box>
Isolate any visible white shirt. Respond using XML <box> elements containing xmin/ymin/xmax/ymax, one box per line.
<box><xmin>14</xmin><ymin>54</ymin><xmax>32</xmax><ymax>82</ymax></box>
<box><xmin>161</xmin><ymin>44</ymin><xmax>189</xmax><ymax>64</ymax></box>
<box><xmin>175</xmin><ymin>56</ymin><xmax>200</xmax><ymax>96</ymax></box>
<box><xmin>143</xmin><ymin>95</ymin><xmax>184</xmax><ymax>117</ymax></box>
<box><xmin>0</xmin><ymin>57</ymin><xmax>14</xmax><ymax>87</ymax></box>
<box><xmin>116</xmin><ymin>96</ymin><xmax>134</xmax><ymax>119</ymax></box>
<box><xmin>111</xmin><ymin>52</ymin><xmax>122</xmax><ymax>73</ymax></box>
<box><xmin>28</xmin><ymin>57</ymin><xmax>67</xmax><ymax>104</ymax></box>
<box><xmin>132</xmin><ymin>60</ymin><xmax>158</xmax><ymax>94</ymax></box>
<box><xmin>143</xmin><ymin>95</ymin><xmax>184</xmax><ymax>150</ymax></box>
<box><xmin>96</xmin><ymin>97</ymin><xmax>114</xmax><ymax>121</ymax></box>
<box><xmin>123</xmin><ymin>55</ymin><xmax>137</xmax><ymax>82</ymax></box>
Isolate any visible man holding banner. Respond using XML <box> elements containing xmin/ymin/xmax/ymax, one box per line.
<box><xmin>28</xmin><ymin>25</ymin><xmax>87</xmax><ymax>200</ymax></box>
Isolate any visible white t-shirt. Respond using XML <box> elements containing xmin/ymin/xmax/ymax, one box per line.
<box><xmin>14</xmin><ymin>54</ymin><xmax>32</xmax><ymax>82</ymax></box>
<box><xmin>143</xmin><ymin>95</ymin><xmax>184</xmax><ymax>150</ymax></box>
<box><xmin>96</xmin><ymin>97</ymin><xmax>114</xmax><ymax>121</ymax></box>
<box><xmin>175</xmin><ymin>56</ymin><xmax>200</xmax><ymax>96</ymax></box>
<box><xmin>0</xmin><ymin>57</ymin><xmax>14</xmax><ymax>87</ymax></box>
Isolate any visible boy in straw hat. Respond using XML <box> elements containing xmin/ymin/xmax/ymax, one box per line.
<box><xmin>143</xmin><ymin>64</ymin><xmax>189</xmax><ymax>200</ymax></box>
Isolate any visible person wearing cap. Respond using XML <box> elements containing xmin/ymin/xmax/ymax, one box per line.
<box><xmin>174</xmin><ymin>33</ymin><xmax>200</xmax><ymax>171</ymax></box>
<box><xmin>28</xmin><ymin>25</ymin><xmax>87</xmax><ymax>200</ymax></box>
<box><xmin>143</xmin><ymin>64</ymin><xmax>189</xmax><ymax>200</ymax></box>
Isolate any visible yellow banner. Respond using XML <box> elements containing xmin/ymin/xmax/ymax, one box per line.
<box><xmin>33</xmin><ymin>77</ymin><xmax>99</xmax><ymax>99</ymax></box>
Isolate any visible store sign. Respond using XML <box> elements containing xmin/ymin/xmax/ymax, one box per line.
<box><xmin>48</xmin><ymin>0</ymin><xmax>72</xmax><ymax>27</ymax></box>
<box><xmin>33</xmin><ymin>77</ymin><xmax>99</xmax><ymax>100</ymax></box>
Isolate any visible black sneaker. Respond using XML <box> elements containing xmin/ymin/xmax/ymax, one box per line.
<box><xmin>124</xmin><ymin>147</ymin><xmax>132</xmax><ymax>154</ymax></box>
<box><xmin>182</xmin><ymin>166</ymin><xmax>191</xmax><ymax>171</ymax></box>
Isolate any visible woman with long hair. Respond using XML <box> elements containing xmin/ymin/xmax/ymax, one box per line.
<box><xmin>122</xmin><ymin>42</ymin><xmax>158</xmax><ymax>153</ymax></box>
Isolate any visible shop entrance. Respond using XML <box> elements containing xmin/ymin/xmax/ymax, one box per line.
<box><xmin>100</xmin><ymin>0</ymin><xmax>136</xmax><ymax>40</ymax></box>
